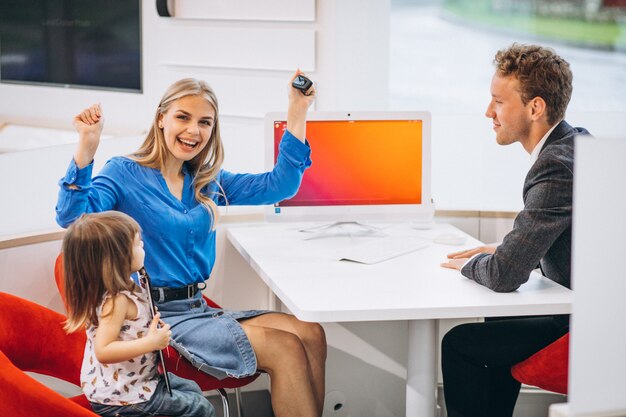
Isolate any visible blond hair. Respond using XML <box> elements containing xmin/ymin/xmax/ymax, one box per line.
<box><xmin>63</xmin><ymin>211</ymin><xmax>140</xmax><ymax>333</ymax></box>
<box><xmin>132</xmin><ymin>78</ymin><xmax>225</xmax><ymax>227</ymax></box>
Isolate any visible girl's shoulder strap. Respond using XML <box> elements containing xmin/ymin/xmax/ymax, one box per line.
<box><xmin>118</xmin><ymin>289</ymin><xmax>149</xmax><ymax>320</ymax></box>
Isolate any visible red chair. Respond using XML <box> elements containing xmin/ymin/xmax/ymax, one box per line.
<box><xmin>511</xmin><ymin>333</ymin><xmax>570</xmax><ymax>395</ymax></box>
<box><xmin>0</xmin><ymin>291</ymin><xmax>106</xmax><ymax>417</ymax></box>
<box><xmin>55</xmin><ymin>255</ymin><xmax>259</xmax><ymax>417</ymax></box>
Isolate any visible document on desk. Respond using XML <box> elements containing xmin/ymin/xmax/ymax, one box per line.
<box><xmin>338</xmin><ymin>238</ymin><xmax>430</xmax><ymax>264</ymax></box>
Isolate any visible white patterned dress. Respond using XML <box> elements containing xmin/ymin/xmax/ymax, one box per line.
<box><xmin>80</xmin><ymin>290</ymin><xmax>159</xmax><ymax>406</ymax></box>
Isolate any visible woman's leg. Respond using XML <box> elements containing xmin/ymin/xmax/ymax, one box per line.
<box><xmin>241</xmin><ymin>313</ymin><xmax>327</xmax><ymax>417</ymax></box>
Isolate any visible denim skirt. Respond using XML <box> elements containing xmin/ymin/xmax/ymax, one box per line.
<box><xmin>156</xmin><ymin>291</ymin><xmax>269</xmax><ymax>379</ymax></box>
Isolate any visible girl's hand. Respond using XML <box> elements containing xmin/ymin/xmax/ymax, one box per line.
<box><xmin>73</xmin><ymin>103</ymin><xmax>104</xmax><ymax>168</ymax></box>
<box><xmin>287</xmin><ymin>69</ymin><xmax>315</xmax><ymax>143</ymax></box>
<box><xmin>146</xmin><ymin>313</ymin><xmax>171</xmax><ymax>350</ymax></box>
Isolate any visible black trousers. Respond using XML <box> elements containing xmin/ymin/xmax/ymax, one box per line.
<box><xmin>441</xmin><ymin>315</ymin><xmax>569</xmax><ymax>417</ymax></box>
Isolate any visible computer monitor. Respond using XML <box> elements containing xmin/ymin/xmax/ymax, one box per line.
<box><xmin>265</xmin><ymin>111</ymin><xmax>433</xmax><ymax>226</ymax></box>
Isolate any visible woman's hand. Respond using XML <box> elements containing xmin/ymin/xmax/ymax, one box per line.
<box><xmin>73</xmin><ymin>103</ymin><xmax>104</xmax><ymax>168</ymax></box>
<box><xmin>287</xmin><ymin>69</ymin><xmax>316</xmax><ymax>143</ymax></box>
<box><xmin>146</xmin><ymin>313</ymin><xmax>172</xmax><ymax>351</ymax></box>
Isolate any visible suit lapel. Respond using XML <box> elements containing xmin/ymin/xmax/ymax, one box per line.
<box><xmin>539</xmin><ymin>120</ymin><xmax>573</xmax><ymax>155</ymax></box>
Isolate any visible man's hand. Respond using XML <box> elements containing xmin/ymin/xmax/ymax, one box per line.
<box><xmin>448</xmin><ymin>245</ymin><xmax>496</xmax><ymax>259</ymax></box>
<box><xmin>440</xmin><ymin>258</ymin><xmax>468</xmax><ymax>270</ymax></box>
<box><xmin>440</xmin><ymin>246</ymin><xmax>497</xmax><ymax>271</ymax></box>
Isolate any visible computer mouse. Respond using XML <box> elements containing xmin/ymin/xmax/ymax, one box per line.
<box><xmin>433</xmin><ymin>233</ymin><xmax>467</xmax><ymax>246</ymax></box>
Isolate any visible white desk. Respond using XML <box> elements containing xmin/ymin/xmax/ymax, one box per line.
<box><xmin>226</xmin><ymin>222</ymin><xmax>573</xmax><ymax>417</ymax></box>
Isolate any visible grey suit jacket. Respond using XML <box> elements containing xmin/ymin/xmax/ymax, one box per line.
<box><xmin>461</xmin><ymin>120</ymin><xmax>590</xmax><ymax>292</ymax></box>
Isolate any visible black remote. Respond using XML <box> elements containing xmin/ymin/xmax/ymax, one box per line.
<box><xmin>292</xmin><ymin>75</ymin><xmax>313</xmax><ymax>95</ymax></box>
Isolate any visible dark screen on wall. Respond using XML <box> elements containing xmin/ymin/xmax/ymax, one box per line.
<box><xmin>0</xmin><ymin>0</ymin><xmax>141</xmax><ymax>92</ymax></box>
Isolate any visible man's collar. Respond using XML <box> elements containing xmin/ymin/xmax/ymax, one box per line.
<box><xmin>530</xmin><ymin>122</ymin><xmax>560</xmax><ymax>164</ymax></box>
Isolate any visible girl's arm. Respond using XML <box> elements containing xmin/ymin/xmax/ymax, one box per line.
<box><xmin>94</xmin><ymin>294</ymin><xmax>171</xmax><ymax>364</ymax></box>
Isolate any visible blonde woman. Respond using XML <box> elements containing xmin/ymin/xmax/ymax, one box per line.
<box><xmin>57</xmin><ymin>72</ymin><xmax>326</xmax><ymax>417</ymax></box>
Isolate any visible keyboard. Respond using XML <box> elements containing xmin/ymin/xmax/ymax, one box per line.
<box><xmin>338</xmin><ymin>238</ymin><xmax>430</xmax><ymax>264</ymax></box>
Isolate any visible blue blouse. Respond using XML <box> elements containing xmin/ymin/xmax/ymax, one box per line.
<box><xmin>56</xmin><ymin>130</ymin><xmax>311</xmax><ymax>287</ymax></box>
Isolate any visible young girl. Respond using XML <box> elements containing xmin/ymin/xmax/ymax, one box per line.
<box><xmin>63</xmin><ymin>211</ymin><xmax>214</xmax><ymax>417</ymax></box>
<box><xmin>57</xmin><ymin>73</ymin><xmax>326</xmax><ymax>417</ymax></box>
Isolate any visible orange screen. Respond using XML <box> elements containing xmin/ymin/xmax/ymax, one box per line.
<box><xmin>274</xmin><ymin>119</ymin><xmax>423</xmax><ymax>206</ymax></box>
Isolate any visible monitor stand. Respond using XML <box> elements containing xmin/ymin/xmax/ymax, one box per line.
<box><xmin>299</xmin><ymin>221</ymin><xmax>387</xmax><ymax>240</ymax></box>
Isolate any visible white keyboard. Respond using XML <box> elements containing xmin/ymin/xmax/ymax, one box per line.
<box><xmin>338</xmin><ymin>238</ymin><xmax>430</xmax><ymax>264</ymax></box>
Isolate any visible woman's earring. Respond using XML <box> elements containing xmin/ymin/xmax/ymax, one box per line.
<box><xmin>158</xmin><ymin>122</ymin><xmax>163</xmax><ymax>129</ymax></box>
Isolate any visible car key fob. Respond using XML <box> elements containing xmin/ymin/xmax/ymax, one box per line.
<box><xmin>292</xmin><ymin>75</ymin><xmax>313</xmax><ymax>95</ymax></box>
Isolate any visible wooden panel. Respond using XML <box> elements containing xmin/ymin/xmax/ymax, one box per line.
<box><xmin>0</xmin><ymin>229</ymin><xmax>65</xmax><ymax>250</ymax></box>
<box><xmin>159</xmin><ymin>26</ymin><xmax>315</xmax><ymax>72</ymax></box>
<box><xmin>173</xmin><ymin>0</ymin><xmax>315</xmax><ymax>22</ymax></box>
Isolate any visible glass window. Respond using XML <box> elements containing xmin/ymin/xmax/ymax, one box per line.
<box><xmin>390</xmin><ymin>0</ymin><xmax>626</xmax><ymax>211</ymax></box>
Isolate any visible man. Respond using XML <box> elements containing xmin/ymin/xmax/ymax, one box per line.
<box><xmin>440</xmin><ymin>43</ymin><xmax>590</xmax><ymax>417</ymax></box>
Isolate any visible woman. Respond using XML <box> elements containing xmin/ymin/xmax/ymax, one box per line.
<box><xmin>56</xmin><ymin>72</ymin><xmax>326</xmax><ymax>417</ymax></box>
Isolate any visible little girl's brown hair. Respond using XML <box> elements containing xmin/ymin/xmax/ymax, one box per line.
<box><xmin>63</xmin><ymin>211</ymin><xmax>140</xmax><ymax>333</ymax></box>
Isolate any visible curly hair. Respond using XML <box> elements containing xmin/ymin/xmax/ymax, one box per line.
<box><xmin>494</xmin><ymin>43</ymin><xmax>573</xmax><ymax>125</ymax></box>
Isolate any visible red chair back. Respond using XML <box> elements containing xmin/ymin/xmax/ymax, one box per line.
<box><xmin>511</xmin><ymin>333</ymin><xmax>569</xmax><ymax>395</ymax></box>
<box><xmin>0</xmin><ymin>292</ymin><xmax>97</xmax><ymax>417</ymax></box>
<box><xmin>0</xmin><ymin>291</ymin><xmax>85</xmax><ymax>383</ymax></box>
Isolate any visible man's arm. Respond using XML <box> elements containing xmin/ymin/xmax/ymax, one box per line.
<box><xmin>441</xmin><ymin>246</ymin><xmax>496</xmax><ymax>270</ymax></box>
<box><xmin>461</xmin><ymin>154</ymin><xmax>573</xmax><ymax>292</ymax></box>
